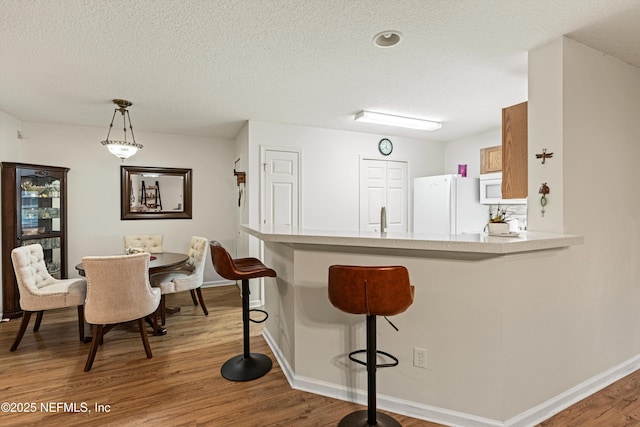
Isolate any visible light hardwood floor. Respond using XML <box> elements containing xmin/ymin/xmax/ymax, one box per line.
<box><xmin>0</xmin><ymin>285</ymin><xmax>637</xmax><ymax>426</ymax></box>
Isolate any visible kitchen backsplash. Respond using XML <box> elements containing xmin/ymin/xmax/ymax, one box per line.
<box><xmin>487</xmin><ymin>204</ymin><xmax>527</xmax><ymax>231</ymax></box>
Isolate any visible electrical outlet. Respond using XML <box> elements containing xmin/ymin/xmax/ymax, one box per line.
<box><xmin>413</xmin><ymin>347</ymin><xmax>426</xmax><ymax>369</ymax></box>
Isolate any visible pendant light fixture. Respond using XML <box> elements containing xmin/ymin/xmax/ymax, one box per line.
<box><xmin>101</xmin><ymin>99</ymin><xmax>143</xmax><ymax>161</ymax></box>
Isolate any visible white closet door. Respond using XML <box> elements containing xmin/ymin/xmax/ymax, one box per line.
<box><xmin>264</xmin><ymin>149</ymin><xmax>299</xmax><ymax>227</ymax></box>
<box><xmin>359</xmin><ymin>159</ymin><xmax>408</xmax><ymax>232</ymax></box>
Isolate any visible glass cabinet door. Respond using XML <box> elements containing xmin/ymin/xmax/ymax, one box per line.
<box><xmin>17</xmin><ymin>169</ymin><xmax>65</xmax><ymax>279</ymax></box>
<box><xmin>20</xmin><ymin>174</ymin><xmax>62</xmax><ymax>237</ymax></box>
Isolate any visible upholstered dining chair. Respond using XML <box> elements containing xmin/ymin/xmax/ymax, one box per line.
<box><xmin>9</xmin><ymin>244</ymin><xmax>87</xmax><ymax>351</ymax></box>
<box><xmin>124</xmin><ymin>234</ymin><xmax>164</xmax><ymax>253</ymax></box>
<box><xmin>150</xmin><ymin>236</ymin><xmax>209</xmax><ymax>325</ymax></box>
<box><xmin>81</xmin><ymin>252</ymin><xmax>160</xmax><ymax>372</ymax></box>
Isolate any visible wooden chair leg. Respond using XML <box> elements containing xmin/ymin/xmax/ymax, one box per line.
<box><xmin>195</xmin><ymin>287</ymin><xmax>208</xmax><ymax>316</ymax></box>
<box><xmin>190</xmin><ymin>289</ymin><xmax>198</xmax><ymax>306</ymax></box>
<box><xmin>153</xmin><ymin>307</ymin><xmax>159</xmax><ymax>336</ymax></box>
<box><xmin>161</xmin><ymin>295</ymin><xmax>166</xmax><ymax>326</ymax></box>
<box><xmin>10</xmin><ymin>311</ymin><xmax>32</xmax><ymax>351</ymax></box>
<box><xmin>137</xmin><ymin>318</ymin><xmax>153</xmax><ymax>359</ymax></box>
<box><xmin>77</xmin><ymin>306</ymin><xmax>85</xmax><ymax>342</ymax></box>
<box><xmin>33</xmin><ymin>311</ymin><xmax>44</xmax><ymax>332</ymax></box>
<box><xmin>84</xmin><ymin>324</ymin><xmax>102</xmax><ymax>372</ymax></box>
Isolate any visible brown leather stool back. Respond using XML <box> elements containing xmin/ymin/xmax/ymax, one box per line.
<box><xmin>328</xmin><ymin>265</ymin><xmax>414</xmax><ymax>317</ymax></box>
<box><xmin>210</xmin><ymin>241</ymin><xmax>276</xmax><ymax>281</ymax></box>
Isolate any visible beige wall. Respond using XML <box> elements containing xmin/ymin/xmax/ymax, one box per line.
<box><xmin>5</xmin><ymin>120</ymin><xmax>237</xmax><ymax>289</ymax></box>
<box><xmin>0</xmin><ymin>111</ymin><xmax>22</xmax><ymax>315</ymax></box>
<box><xmin>512</xmin><ymin>36</ymin><xmax>640</xmax><ymax>419</ymax></box>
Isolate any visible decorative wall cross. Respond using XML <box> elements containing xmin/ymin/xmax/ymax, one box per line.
<box><xmin>535</xmin><ymin>149</ymin><xmax>554</xmax><ymax>164</ymax></box>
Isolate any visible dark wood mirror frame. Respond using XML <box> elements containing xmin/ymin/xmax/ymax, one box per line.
<box><xmin>121</xmin><ymin>166</ymin><xmax>192</xmax><ymax>220</ymax></box>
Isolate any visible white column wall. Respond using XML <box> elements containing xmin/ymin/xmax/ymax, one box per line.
<box><xmin>517</xmin><ymin>36</ymin><xmax>640</xmax><ymax>417</ymax></box>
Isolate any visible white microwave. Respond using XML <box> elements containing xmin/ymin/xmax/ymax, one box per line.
<box><xmin>479</xmin><ymin>173</ymin><xmax>527</xmax><ymax>205</ymax></box>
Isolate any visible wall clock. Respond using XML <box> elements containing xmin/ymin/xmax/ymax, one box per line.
<box><xmin>378</xmin><ymin>138</ymin><xmax>393</xmax><ymax>156</ymax></box>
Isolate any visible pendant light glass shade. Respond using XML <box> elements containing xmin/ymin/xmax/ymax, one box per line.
<box><xmin>101</xmin><ymin>99</ymin><xmax>143</xmax><ymax>160</ymax></box>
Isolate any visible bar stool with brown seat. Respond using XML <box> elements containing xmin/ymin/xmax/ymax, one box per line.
<box><xmin>328</xmin><ymin>265</ymin><xmax>415</xmax><ymax>427</ymax></box>
<box><xmin>210</xmin><ymin>241</ymin><xmax>277</xmax><ymax>381</ymax></box>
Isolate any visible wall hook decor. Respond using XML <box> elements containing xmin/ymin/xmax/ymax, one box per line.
<box><xmin>535</xmin><ymin>149</ymin><xmax>554</xmax><ymax>164</ymax></box>
<box><xmin>233</xmin><ymin>169</ymin><xmax>246</xmax><ymax>186</ymax></box>
<box><xmin>233</xmin><ymin>159</ymin><xmax>246</xmax><ymax>207</ymax></box>
<box><xmin>539</xmin><ymin>182</ymin><xmax>550</xmax><ymax>217</ymax></box>
<box><xmin>233</xmin><ymin>158</ymin><xmax>246</xmax><ymax>186</ymax></box>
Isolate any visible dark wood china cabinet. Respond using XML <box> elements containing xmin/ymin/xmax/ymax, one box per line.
<box><xmin>1</xmin><ymin>163</ymin><xmax>69</xmax><ymax>319</ymax></box>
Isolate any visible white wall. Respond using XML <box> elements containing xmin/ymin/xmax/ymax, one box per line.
<box><xmin>528</xmin><ymin>37</ymin><xmax>565</xmax><ymax>233</ymax></box>
<box><xmin>0</xmin><ymin>110</ymin><xmax>23</xmax><ymax>316</ymax></box>
<box><xmin>443</xmin><ymin>127</ymin><xmax>501</xmax><ymax>178</ymax></box>
<box><xmin>511</xmin><ymin>36</ymin><xmax>640</xmax><ymax>418</ymax></box>
<box><xmin>0</xmin><ymin>111</ymin><xmax>21</xmax><ymax>162</ymax></box>
<box><xmin>234</xmin><ymin>122</ymin><xmax>250</xmax><ymax>258</ymax></box>
<box><xmin>246</xmin><ymin>121</ymin><xmax>444</xmax><ymax>231</ymax></box>
<box><xmin>562</xmin><ymin>36</ymin><xmax>640</xmax><ymax>368</ymax></box>
<box><xmin>15</xmin><ymin>121</ymin><xmax>237</xmax><ymax>285</ymax></box>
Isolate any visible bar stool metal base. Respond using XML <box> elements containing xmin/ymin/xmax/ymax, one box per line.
<box><xmin>337</xmin><ymin>410</ymin><xmax>401</xmax><ymax>427</ymax></box>
<box><xmin>221</xmin><ymin>353</ymin><xmax>272</xmax><ymax>382</ymax></box>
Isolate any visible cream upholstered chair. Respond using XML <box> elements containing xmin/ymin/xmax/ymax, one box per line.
<box><xmin>124</xmin><ymin>234</ymin><xmax>164</xmax><ymax>253</ymax></box>
<box><xmin>150</xmin><ymin>236</ymin><xmax>209</xmax><ymax>325</ymax></box>
<box><xmin>82</xmin><ymin>252</ymin><xmax>160</xmax><ymax>372</ymax></box>
<box><xmin>9</xmin><ymin>244</ymin><xmax>87</xmax><ymax>351</ymax></box>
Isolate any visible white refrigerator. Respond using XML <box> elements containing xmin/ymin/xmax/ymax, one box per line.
<box><xmin>413</xmin><ymin>174</ymin><xmax>487</xmax><ymax>235</ymax></box>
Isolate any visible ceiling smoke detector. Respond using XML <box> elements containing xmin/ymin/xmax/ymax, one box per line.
<box><xmin>373</xmin><ymin>31</ymin><xmax>402</xmax><ymax>48</ymax></box>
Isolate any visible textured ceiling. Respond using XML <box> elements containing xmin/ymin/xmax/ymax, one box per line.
<box><xmin>1</xmin><ymin>0</ymin><xmax>639</xmax><ymax>142</ymax></box>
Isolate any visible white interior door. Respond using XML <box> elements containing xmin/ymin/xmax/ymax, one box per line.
<box><xmin>263</xmin><ymin>149</ymin><xmax>300</xmax><ymax>227</ymax></box>
<box><xmin>359</xmin><ymin>159</ymin><xmax>408</xmax><ymax>232</ymax></box>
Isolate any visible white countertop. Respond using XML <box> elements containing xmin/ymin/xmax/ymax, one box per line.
<box><xmin>240</xmin><ymin>224</ymin><xmax>584</xmax><ymax>254</ymax></box>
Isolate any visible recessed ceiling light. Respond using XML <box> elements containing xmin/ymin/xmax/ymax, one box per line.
<box><xmin>354</xmin><ymin>110</ymin><xmax>442</xmax><ymax>131</ymax></box>
<box><xmin>373</xmin><ymin>31</ymin><xmax>402</xmax><ymax>48</ymax></box>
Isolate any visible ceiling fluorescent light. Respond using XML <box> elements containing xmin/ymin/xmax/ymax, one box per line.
<box><xmin>354</xmin><ymin>110</ymin><xmax>442</xmax><ymax>131</ymax></box>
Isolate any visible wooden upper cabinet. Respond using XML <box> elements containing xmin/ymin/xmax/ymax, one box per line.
<box><xmin>480</xmin><ymin>145</ymin><xmax>502</xmax><ymax>174</ymax></box>
<box><xmin>502</xmin><ymin>101</ymin><xmax>528</xmax><ymax>199</ymax></box>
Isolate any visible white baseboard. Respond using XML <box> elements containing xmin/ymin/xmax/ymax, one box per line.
<box><xmin>262</xmin><ymin>328</ymin><xmax>640</xmax><ymax>427</ymax></box>
<box><xmin>202</xmin><ymin>279</ymin><xmax>234</xmax><ymax>288</ymax></box>
<box><xmin>505</xmin><ymin>354</ymin><xmax>640</xmax><ymax>427</ymax></box>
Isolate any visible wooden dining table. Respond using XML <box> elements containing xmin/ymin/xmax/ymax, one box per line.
<box><xmin>75</xmin><ymin>252</ymin><xmax>189</xmax><ymax>277</ymax></box>
<box><xmin>75</xmin><ymin>252</ymin><xmax>189</xmax><ymax>336</ymax></box>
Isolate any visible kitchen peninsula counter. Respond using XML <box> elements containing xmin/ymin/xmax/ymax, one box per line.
<box><xmin>240</xmin><ymin>224</ymin><xmax>583</xmax><ymax>255</ymax></box>
<box><xmin>242</xmin><ymin>223</ymin><xmax>585</xmax><ymax>425</ymax></box>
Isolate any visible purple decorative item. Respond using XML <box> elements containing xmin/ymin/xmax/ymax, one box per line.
<box><xmin>458</xmin><ymin>164</ymin><xmax>467</xmax><ymax>177</ymax></box>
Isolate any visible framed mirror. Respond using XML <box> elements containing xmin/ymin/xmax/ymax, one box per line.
<box><xmin>121</xmin><ymin>166</ymin><xmax>192</xmax><ymax>220</ymax></box>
